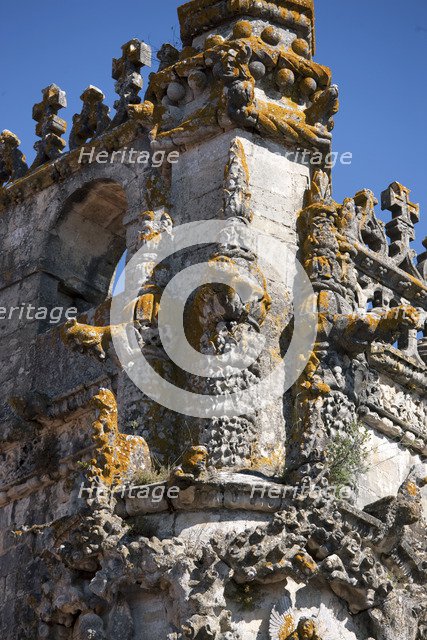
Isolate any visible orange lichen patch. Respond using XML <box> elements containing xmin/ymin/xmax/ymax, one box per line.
<box><xmin>128</xmin><ymin>100</ymin><xmax>161</xmax><ymax>138</ymax></box>
<box><xmin>278</xmin><ymin>614</ymin><xmax>295</xmax><ymax>640</ymax></box>
<box><xmin>250</xmin><ymin>97</ymin><xmax>331</xmax><ymax>150</ymax></box>
<box><xmin>128</xmin><ymin>99</ymin><xmax>155</xmax><ymax>122</ymax></box>
<box><xmin>224</xmin><ymin>137</ymin><xmax>250</xmax><ymax>188</ymax></box>
<box><xmin>233</xmin><ymin>20</ymin><xmax>253</xmax><ymax>39</ymax></box>
<box><xmin>402</xmin><ymin>480</ymin><xmax>418</xmax><ymax>497</ymax></box>
<box><xmin>250</xmin><ymin>445</ymin><xmax>285</xmax><ymax>474</ymax></box>
<box><xmin>134</xmin><ymin>285</ymin><xmax>162</xmax><ymax>326</ymax></box>
<box><xmin>61</xmin><ymin>319</ymin><xmax>112</xmax><ymax>360</ymax></box>
<box><xmin>182</xmin><ymin>446</ymin><xmax>208</xmax><ymax>471</ymax></box>
<box><xmin>294</xmin><ymin>551</ymin><xmax>318</xmax><ymax>575</ymax></box>
<box><xmin>313</xmin><ymin>381</ymin><xmax>331</xmax><ymax>395</ymax></box>
<box><xmin>89</xmin><ymin>389</ymin><xmax>151</xmax><ymax>486</ymax></box>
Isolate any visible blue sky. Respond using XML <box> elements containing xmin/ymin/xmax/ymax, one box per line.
<box><xmin>1</xmin><ymin>0</ymin><xmax>426</xmax><ymax>253</ymax></box>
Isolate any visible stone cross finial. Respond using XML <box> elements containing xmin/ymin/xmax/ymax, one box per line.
<box><xmin>32</xmin><ymin>83</ymin><xmax>67</xmax><ymax>168</ymax></box>
<box><xmin>111</xmin><ymin>38</ymin><xmax>151</xmax><ymax>127</ymax></box>
<box><xmin>381</xmin><ymin>182</ymin><xmax>419</xmax><ymax>267</ymax></box>
<box><xmin>0</xmin><ymin>130</ymin><xmax>28</xmax><ymax>186</ymax></box>
<box><xmin>69</xmin><ymin>86</ymin><xmax>111</xmax><ymax>150</ymax></box>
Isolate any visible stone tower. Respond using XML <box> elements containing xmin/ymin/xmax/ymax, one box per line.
<box><xmin>0</xmin><ymin>1</ymin><xmax>426</xmax><ymax>638</ymax></box>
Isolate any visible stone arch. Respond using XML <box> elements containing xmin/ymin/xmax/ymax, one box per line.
<box><xmin>44</xmin><ymin>178</ymin><xmax>127</xmax><ymax>312</ymax></box>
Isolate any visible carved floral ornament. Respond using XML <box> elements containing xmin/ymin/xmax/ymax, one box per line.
<box><xmin>269</xmin><ymin>596</ymin><xmax>362</xmax><ymax>640</ymax></box>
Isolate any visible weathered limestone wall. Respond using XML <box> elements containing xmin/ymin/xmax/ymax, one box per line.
<box><xmin>0</xmin><ymin>0</ymin><xmax>426</xmax><ymax>637</ymax></box>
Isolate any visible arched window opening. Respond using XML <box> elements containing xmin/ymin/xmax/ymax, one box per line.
<box><xmin>45</xmin><ymin>180</ymin><xmax>127</xmax><ymax>314</ymax></box>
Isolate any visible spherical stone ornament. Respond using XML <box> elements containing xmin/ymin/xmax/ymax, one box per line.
<box><xmin>276</xmin><ymin>68</ymin><xmax>295</xmax><ymax>91</ymax></box>
<box><xmin>249</xmin><ymin>61</ymin><xmax>266</xmax><ymax>80</ymax></box>
<box><xmin>261</xmin><ymin>26</ymin><xmax>281</xmax><ymax>46</ymax></box>
<box><xmin>299</xmin><ymin>77</ymin><xmax>317</xmax><ymax>96</ymax></box>
<box><xmin>205</xmin><ymin>34</ymin><xmax>225</xmax><ymax>49</ymax></box>
<box><xmin>233</xmin><ymin>20</ymin><xmax>253</xmax><ymax>39</ymax></box>
<box><xmin>167</xmin><ymin>82</ymin><xmax>186</xmax><ymax>103</ymax></box>
<box><xmin>188</xmin><ymin>70</ymin><xmax>208</xmax><ymax>94</ymax></box>
<box><xmin>292</xmin><ymin>38</ymin><xmax>310</xmax><ymax>58</ymax></box>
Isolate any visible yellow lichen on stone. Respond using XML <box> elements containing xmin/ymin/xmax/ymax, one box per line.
<box><xmin>89</xmin><ymin>389</ymin><xmax>151</xmax><ymax>486</ymax></box>
<box><xmin>61</xmin><ymin>319</ymin><xmax>112</xmax><ymax>361</ymax></box>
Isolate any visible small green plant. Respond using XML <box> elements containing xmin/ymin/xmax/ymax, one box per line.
<box><xmin>328</xmin><ymin>422</ymin><xmax>369</xmax><ymax>490</ymax></box>
<box><xmin>133</xmin><ymin>465</ymin><xmax>170</xmax><ymax>486</ymax></box>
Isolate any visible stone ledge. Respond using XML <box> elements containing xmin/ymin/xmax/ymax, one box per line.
<box><xmin>0</xmin><ymin>119</ymin><xmax>145</xmax><ymax>213</ymax></box>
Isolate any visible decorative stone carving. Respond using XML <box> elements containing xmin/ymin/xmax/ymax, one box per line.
<box><xmin>69</xmin><ymin>85</ymin><xmax>111</xmax><ymax>149</ymax></box>
<box><xmin>354</xmin><ymin>189</ymin><xmax>388</xmax><ymax>255</ymax></box>
<box><xmin>2</xmin><ymin>1</ymin><xmax>427</xmax><ymax>639</ymax></box>
<box><xmin>157</xmin><ymin>43</ymin><xmax>180</xmax><ymax>71</ymax></box>
<box><xmin>61</xmin><ymin>318</ymin><xmax>113</xmax><ymax>361</ymax></box>
<box><xmin>269</xmin><ymin>598</ymin><xmax>336</xmax><ymax>640</ymax></box>
<box><xmin>139</xmin><ymin>29</ymin><xmax>338</xmax><ymax>153</ymax></box>
<box><xmin>382</xmin><ymin>181</ymin><xmax>420</xmax><ymax>274</ymax></box>
<box><xmin>363</xmin><ymin>464</ymin><xmax>427</xmax><ymax>552</ymax></box>
<box><xmin>31</xmin><ymin>83</ymin><xmax>67</xmax><ymax>168</ymax></box>
<box><xmin>222</xmin><ymin>138</ymin><xmax>252</xmax><ymax>222</ymax></box>
<box><xmin>357</xmin><ymin>368</ymin><xmax>427</xmax><ymax>449</ymax></box>
<box><xmin>0</xmin><ymin>130</ymin><xmax>28</xmax><ymax>185</ymax></box>
<box><xmin>178</xmin><ymin>0</ymin><xmax>316</xmax><ymax>54</ymax></box>
<box><xmin>172</xmin><ymin>445</ymin><xmax>208</xmax><ymax>482</ymax></box>
<box><xmin>285</xmin><ymin>619</ymin><xmax>322</xmax><ymax>640</ymax></box>
<box><xmin>111</xmin><ymin>39</ymin><xmax>152</xmax><ymax>127</ymax></box>
<box><xmin>89</xmin><ymin>388</ymin><xmax>151</xmax><ymax>486</ymax></box>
